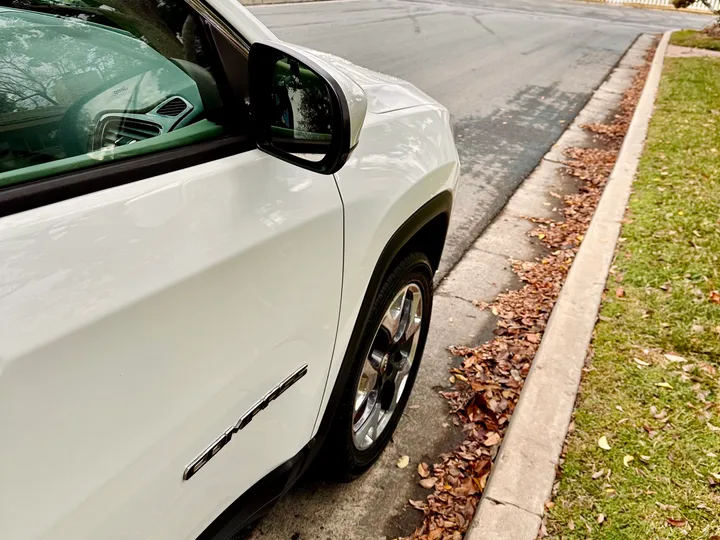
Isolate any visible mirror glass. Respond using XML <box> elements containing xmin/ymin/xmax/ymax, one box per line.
<box><xmin>269</xmin><ymin>54</ymin><xmax>333</xmax><ymax>159</ymax></box>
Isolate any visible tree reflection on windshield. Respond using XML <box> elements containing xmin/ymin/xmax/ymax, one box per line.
<box><xmin>0</xmin><ymin>0</ymin><xmax>205</xmax><ymax>114</ymax></box>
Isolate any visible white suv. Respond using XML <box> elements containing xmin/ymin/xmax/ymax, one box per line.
<box><xmin>0</xmin><ymin>2</ymin><xmax>459</xmax><ymax>539</ymax></box>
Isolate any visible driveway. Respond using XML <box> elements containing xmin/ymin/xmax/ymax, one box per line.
<box><xmin>246</xmin><ymin>2</ymin><xmax>709</xmax><ymax>538</ymax></box>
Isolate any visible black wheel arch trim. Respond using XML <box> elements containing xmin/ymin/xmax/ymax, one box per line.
<box><xmin>315</xmin><ymin>189</ymin><xmax>452</xmax><ymax>439</ymax></box>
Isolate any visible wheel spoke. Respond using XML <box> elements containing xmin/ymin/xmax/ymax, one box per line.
<box><xmin>397</xmin><ymin>353</ymin><xmax>412</xmax><ymax>379</ymax></box>
<box><xmin>354</xmin><ymin>400</ymin><xmax>383</xmax><ymax>447</ymax></box>
<box><xmin>379</xmin><ymin>376</ymin><xmax>395</xmax><ymax>411</ymax></box>
<box><xmin>391</xmin><ymin>354</ymin><xmax>412</xmax><ymax>406</ymax></box>
<box><xmin>354</xmin><ymin>361</ymin><xmax>378</xmax><ymax>415</ymax></box>
<box><xmin>379</xmin><ymin>291</ymin><xmax>404</xmax><ymax>341</ymax></box>
<box><xmin>394</xmin><ymin>286</ymin><xmax>423</xmax><ymax>345</ymax></box>
<box><xmin>404</xmin><ymin>286</ymin><xmax>423</xmax><ymax>341</ymax></box>
<box><xmin>368</xmin><ymin>348</ymin><xmax>385</xmax><ymax>372</ymax></box>
<box><xmin>394</xmin><ymin>290</ymin><xmax>412</xmax><ymax>345</ymax></box>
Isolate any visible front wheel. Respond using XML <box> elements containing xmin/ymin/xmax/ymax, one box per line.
<box><xmin>322</xmin><ymin>251</ymin><xmax>433</xmax><ymax>482</ymax></box>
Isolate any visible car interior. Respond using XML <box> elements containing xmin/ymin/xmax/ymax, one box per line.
<box><xmin>0</xmin><ymin>2</ymin><xmax>241</xmax><ymax>188</ymax></box>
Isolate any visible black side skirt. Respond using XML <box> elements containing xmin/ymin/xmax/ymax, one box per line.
<box><xmin>196</xmin><ymin>439</ymin><xmax>318</xmax><ymax>540</ymax></box>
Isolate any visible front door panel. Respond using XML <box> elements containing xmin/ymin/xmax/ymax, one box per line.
<box><xmin>0</xmin><ymin>149</ymin><xmax>343</xmax><ymax>540</ymax></box>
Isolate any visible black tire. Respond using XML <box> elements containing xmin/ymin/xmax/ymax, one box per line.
<box><xmin>321</xmin><ymin>251</ymin><xmax>434</xmax><ymax>482</ymax></box>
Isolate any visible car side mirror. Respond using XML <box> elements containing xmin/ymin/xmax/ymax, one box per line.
<box><xmin>249</xmin><ymin>41</ymin><xmax>366</xmax><ymax>174</ymax></box>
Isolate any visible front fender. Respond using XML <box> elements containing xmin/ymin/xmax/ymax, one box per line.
<box><xmin>313</xmin><ymin>105</ymin><xmax>459</xmax><ymax>434</ymax></box>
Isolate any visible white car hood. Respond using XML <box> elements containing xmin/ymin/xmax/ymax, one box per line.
<box><xmin>298</xmin><ymin>47</ymin><xmax>438</xmax><ymax>115</ymax></box>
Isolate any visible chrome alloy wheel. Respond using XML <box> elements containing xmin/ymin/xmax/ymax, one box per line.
<box><xmin>352</xmin><ymin>283</ymin><xmax>424</xmax><ymax>450</ymax></box>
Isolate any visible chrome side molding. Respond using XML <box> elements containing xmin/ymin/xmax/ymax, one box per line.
<box><xmin>183</xmin><ymin>364</ymin><xmax>308</xmax><ymax>481</ymax></box>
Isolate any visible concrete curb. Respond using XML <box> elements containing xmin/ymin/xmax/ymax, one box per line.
<box><xmin>465</xmin><ymin>30</ymin><xmax>672</xmax><ymax>540</ymax></box>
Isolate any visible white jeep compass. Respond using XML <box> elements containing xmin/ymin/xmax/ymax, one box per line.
<box><xmin>0</xmin><ymin>1</ymin><xmax>459</xmax><ymax>539</ymax></box>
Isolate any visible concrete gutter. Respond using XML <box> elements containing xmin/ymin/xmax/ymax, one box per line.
<box><xmin>465</xmin><ymin>30</ymin><xmax>672</xmax><ymax>540</ymax></box>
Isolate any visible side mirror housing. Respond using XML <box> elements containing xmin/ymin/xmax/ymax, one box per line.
<box><xmin>248</xmin><ymin>41</ymin><xmax>366</xmax><ymax>174</ymax></box>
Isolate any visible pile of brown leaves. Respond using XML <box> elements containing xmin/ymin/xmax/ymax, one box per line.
<box><xmin>400</xmin><ymin>45</ymin><xmax>657</xmax><ymax>540</ymax></box>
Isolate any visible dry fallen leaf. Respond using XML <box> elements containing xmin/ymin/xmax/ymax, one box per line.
<box><xmin>417</xmin><ymin>462</ymin><xmax>430</xmax><ymax>478</ymax></box>
<box><xmin>640</xmin><ymin>455</ymin><xmax>651</xmax><ymax>463</ymax></box>
<box><xmin>655</xmin><ymin>382</ymin><xmax>673</xmax><ymax>389</ymax></box>
<box><xmin>623</xmin><ymin>455</ymin><xmax>634</xmax><ymax>467</ymax></box>
<box><xmin>699</xmin><ymin>362</ymin><xmax>717</xmax><ymax>375</ymax></box>
<box><xmin>598</xmin><ymin>436</ymin><xmax>611</xmax><ymax>450</ymax></box>
<box><xmin>664</xmin><ymin>353</ymin><xmax>686</xmax><ymax>363</ymax></box>
<box><xmin>592</xmin><ymin>469</ymin><xmax>605</xmax><ymax>479</ymax></box>
<box><xmin>396</xmin><ymin>455</ymin><xmax>410</xmax><ymax>469</ymax></box>
<box><xmin>634</xmin><ymin>358</ymin><xmax>651</xmax><ymax>367</ymax></box>
<box><xmin>710</xmin><ymin>290</ymin><xmax>720</xmax><ymax>304</ymax></box>
<box><xmin>615</xmin><ymin>287</ymin><xmax>625</xmax><ymax>298</ymax></box>
<box><xmin>666</xmin><ymin>518</ymin><xmax>687</xmax><ymax>528</ymax></box>
<box><xmin>419</xmin><ymin>477</ymin><xmax>436</xmax><ymax>489</ymax></box>
<box><xmin>597</xmin><ymin>513</ymin><xmax>605</xmax><ymax>524</ymax></box>
<box><xmin>484</xmin><ymin>432</ymin><xmax>501</xmax><ymax>446</ymax></box>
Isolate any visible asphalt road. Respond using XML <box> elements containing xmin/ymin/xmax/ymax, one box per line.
<box><xmin>245</xmin><ymin>1</ymin><xmax>708</xmax><ymax>539</ymax></box>
<box><xmin>251</xmin><ymin>0</ymin><xmax>709</xmax><ymax>280</ymax></box>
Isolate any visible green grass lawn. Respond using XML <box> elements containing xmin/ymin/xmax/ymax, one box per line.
<box><xmin>670</xmin><ymin>29</ymin><xmax>720</xmax><ymax>52</ymax></box>
<box><xmin>545</xmin><ymin>57</ymin><xmax>720</xmax><ymax>539</ymax></box>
